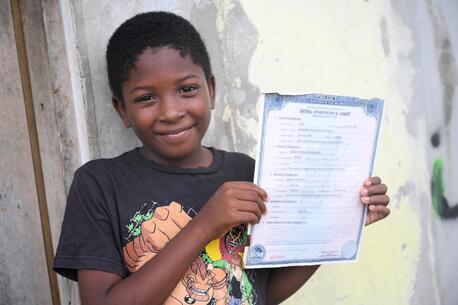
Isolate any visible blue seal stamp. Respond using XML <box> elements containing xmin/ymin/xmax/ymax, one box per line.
<box><xmin>341</xmin><ymin>241</ymin><xmax>358</xmax><ymax>259</ymax></box>
<box><xmin>248</xmin><ymin>244</ymin><xmax>266</xmax><ymax>263</ymax></box>
<box><xmin>366</xmin><ymin>101</ymin><xmax>377</xmax><ymax>113</ymax></box>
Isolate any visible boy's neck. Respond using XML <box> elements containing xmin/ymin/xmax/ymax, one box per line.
<box><xmin>138</xmin><ymin>146</ymin><xmax>213</xmax><ymax>169</ymax></box>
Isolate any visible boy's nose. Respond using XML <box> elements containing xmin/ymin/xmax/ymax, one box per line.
<box><xmin>159</xmin><ymin>95</ymin><xmax>185</xmax><ymax>122</ymax></box>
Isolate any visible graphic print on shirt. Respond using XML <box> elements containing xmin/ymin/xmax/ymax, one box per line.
<box><xmin>122</xmin><ymin>201</ymin><xmax>255</xmax><ymax>305</ymax></box>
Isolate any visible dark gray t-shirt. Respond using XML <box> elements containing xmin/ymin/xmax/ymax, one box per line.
<box><xmin>54</xmin><ymin>148</ymin><xmax>270</xmax><ymax>305</ymax></box>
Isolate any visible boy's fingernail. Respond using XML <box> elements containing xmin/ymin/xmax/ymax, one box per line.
<box><xmin>360</xmin><ymin>188</ymin><xmax>368</xmax><ymax>196</ymax></box>
<box><xmin>364</xmin><ymin>180</ymin><xmax>372</xmax><ymax>187</ymax></box>
<box><xmin>369</xmin><ymin>205</ymin><xmax>376</xmax><ymax>211</ymax></box>
<box><xmin>362</xmin><ymin>197</ymin><xmax>370</xmax><ymax>204</ymax></box>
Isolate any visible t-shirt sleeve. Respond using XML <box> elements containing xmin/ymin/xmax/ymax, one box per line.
<box><xmin>53</xmin><ymin>166</ymin><xmax>125</xmax><ymax>281</ymax></box>
<box><xmin>234</xmin><ymin>152</ymin><xmax>255</xmax><ymax>182</ymax></box>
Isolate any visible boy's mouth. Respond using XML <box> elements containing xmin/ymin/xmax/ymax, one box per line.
<box><xmin>157</xmin><ymin>125</ymin><xmax>195</xmax><ymax>143</ymax></box>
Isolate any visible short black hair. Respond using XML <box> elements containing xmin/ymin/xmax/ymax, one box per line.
<box><xmin>106</xmin><ymin>11</ymin><xmax>213</xmax><ymax>100</ymax></box>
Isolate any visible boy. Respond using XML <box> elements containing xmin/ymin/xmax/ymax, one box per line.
<box><xmin>54</xmin><ymin>11</ymin><xmax>390</xmax><ymax>305</ymax></box>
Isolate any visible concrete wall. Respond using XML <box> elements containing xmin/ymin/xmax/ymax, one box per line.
<box><xmin>57</xmin><ymin>0</ymin><xmax>458</xmax><ymax>304</ymax></box>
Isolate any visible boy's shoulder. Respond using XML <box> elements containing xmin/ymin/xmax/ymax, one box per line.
<box><xmin>214</xmin><ymin>148</ymin><xmax>255</xmax><ymax>168</ymax></box>
<box><xmin>218</xmin><ymin>148</ymin><xmax>254</xmax><ymax>162</ymax></box>
<box><xmin>74</xmin><ymin>150</ymin><xmax>135</xmax><ymax>178</ymax></box>
<box><xmin>215</xmin><ymin>148</ymin><xmax>255</xmax><ymax>181</ymax></box>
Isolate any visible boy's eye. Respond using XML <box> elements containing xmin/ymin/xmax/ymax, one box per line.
<box><xmin>134</xmin><ymin>95</ymin><xmax>156</xmax><ymax>103</ymax></box>
<box><xmin>178</xmin><ymin>85</ymin><xmax>199</xmax><ymax>95</ymax></box>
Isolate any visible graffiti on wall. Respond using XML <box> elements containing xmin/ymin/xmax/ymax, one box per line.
<box><xmin>430</xmin><ymin>131</ymin><xmax>458</xmax><ymax>219</ymax></box>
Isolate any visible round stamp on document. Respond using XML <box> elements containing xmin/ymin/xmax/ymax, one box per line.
<box><xmin>341</xmin><ymin>241</ymin><xmax>358</xmax><ymax>259</ymax></box>
<box><xmin>248</xmin><ymin>244</ymin><xmax>266</xmax><ymax>263</ymax></box>
<box><xmin>366</xmin><ymin>101</ymin><xmax>377</xmax><ymax>113</ymax></box>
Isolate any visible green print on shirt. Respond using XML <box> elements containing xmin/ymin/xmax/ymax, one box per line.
<box><xmin>125</xmin><ymin>202</ymin><xmax>155</xmax><ymax>239</ymax></box>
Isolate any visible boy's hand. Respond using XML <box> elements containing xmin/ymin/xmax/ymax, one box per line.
<box><xmin>195</xmin><ymin>181</ymin><xmax>268</xmax><ymax>240</ymax></box>
<box><xmin>360</xmin><ymin>176</ymin><xmax>390</xmax><ymax>226</ymax></box>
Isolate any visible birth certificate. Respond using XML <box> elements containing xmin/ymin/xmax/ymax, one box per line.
<box><xmin>244</xmin><ymin>93</ymin><xmax>384</xmax><ymax>268</ymax></box>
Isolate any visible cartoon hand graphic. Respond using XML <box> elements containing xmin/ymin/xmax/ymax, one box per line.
<box><xmin>142</xmin><ymin>201</ymin><xmax>191</xmax><ymax>250</ymax></box>
<box><xmin>123</xmin><ymin>202</ymin><xmax>192</xmax><ymax>272</ymax></box>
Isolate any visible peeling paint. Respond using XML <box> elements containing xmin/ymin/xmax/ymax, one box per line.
<box><xmin>208</xmin><ymin>0</ymin><xmax>259</xmax><ymax>153</ymax></box>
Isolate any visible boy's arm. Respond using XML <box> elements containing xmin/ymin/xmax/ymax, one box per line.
<box><xmin>264</xmin><ymin>177</ymin><xmax>390</xmax><ymax>305</ymax></box>
<box><xmin>78</xmin><ymin>181</ymin><xmax>268</xmax><ymax>305</ymax></box>
<box><xmin>78</xmin><ymin>217</ymin><xmax>212</xmax><ymax>305</ymax></box>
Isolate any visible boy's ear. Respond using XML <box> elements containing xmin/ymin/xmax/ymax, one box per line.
<box><xmin>209</xmin><ymin>76</ymin><xmax>216</xmax><ymax>110</ymax></box>
<box><xmin>112</xmin><ymin>96</ymin><xmax>131</xmax><ymax>128</ymax></box>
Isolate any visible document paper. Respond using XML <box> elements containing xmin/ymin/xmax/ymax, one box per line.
<box><xmin>244</xmin><ymin>93</ymin><xmax>384</xmax><ymax>268</ymax></box>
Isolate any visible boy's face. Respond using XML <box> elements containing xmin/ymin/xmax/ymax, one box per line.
<box><xmin>114</xmin><ymin>47</ymin><xmax>215</xmax><ymax>167</ymax></box>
